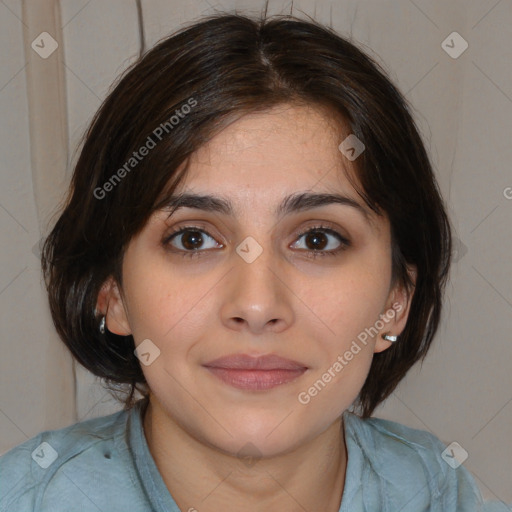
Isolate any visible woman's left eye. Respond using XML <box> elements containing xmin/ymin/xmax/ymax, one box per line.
<box><xmin>163</xmin><ymin>225</ymin><xmax>350</xmax><ymax>259</ymax></box>
<box><xmin>291</xmin><ymin>226</ymin><xmax>350</xmax><ymax>257</ymax></box>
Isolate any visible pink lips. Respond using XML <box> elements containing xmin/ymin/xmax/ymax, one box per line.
<box><xmin>203</xmin><ymin>354</ymin><xmax>308</xmax><ymax>391</ymax></box>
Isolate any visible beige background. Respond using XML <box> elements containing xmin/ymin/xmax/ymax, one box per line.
<box><xmin>0</xmin><ymin>0</ymin><xmax>511</xmax><ymax>505</ymax></box>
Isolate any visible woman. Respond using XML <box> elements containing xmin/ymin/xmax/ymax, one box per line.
<box><xmin>1</xmin><ymin>12</ymin><xmax>509</xmax><ymax>512</ymax></box>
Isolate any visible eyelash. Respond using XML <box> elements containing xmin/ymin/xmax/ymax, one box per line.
<box><xmin>162</xmin><ymin>223</ymin><xmax>351</xmax><ymax>260</ymax></box>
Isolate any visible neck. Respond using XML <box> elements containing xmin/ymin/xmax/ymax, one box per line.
<box><xmin>142</xmin><ymin>396</ymin><xmax>348</xmax><ymax>512</ymax></box>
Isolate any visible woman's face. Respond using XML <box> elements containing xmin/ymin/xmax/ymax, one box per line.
<box><xmin>103</xmin><ymin>103</ymin><xmax>414</xmax><ymax>457</ymax></box>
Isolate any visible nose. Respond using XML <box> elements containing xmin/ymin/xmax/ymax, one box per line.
<box><xmin>220</xmin><ymin>246</ymin><xmax>294</xmax><ymax>335</ymax></box>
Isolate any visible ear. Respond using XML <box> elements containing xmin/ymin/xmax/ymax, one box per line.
<box><xmin>374</xmin><ymin>264</ymin><xmax>417</xmax><ymax>354</ymax></box>
<box><xmin>95</xmin><ymin>276</ymin><xmax>132</xmax><ymax>336</ymax></box>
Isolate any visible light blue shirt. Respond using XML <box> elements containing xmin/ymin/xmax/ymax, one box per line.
<box><xmin>1</xmin><ymin>397</ymin><xmax>510</xmax><ymax>511</ymax></box>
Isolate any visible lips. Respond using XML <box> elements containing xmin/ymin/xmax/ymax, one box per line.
<box><xmin>204</xmin><ymin>354</ymin><xmax>307</xmax><ymax>370</ymax></box>
<box><xmin>203</xmin><ymin>354</ymin><xmax>308</xmax><ymax>391</ymax></box>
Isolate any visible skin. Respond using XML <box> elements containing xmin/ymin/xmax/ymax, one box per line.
<box><xmin>97</xmin><ymin>103</ymin><xmax>416</xmax><ymax>512</ymax></box>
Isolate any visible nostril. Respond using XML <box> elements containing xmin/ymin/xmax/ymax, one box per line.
<box><xmin>104</xmin><ymin>452</ymin><xmax>111</xmax><ymax>459</ymax></box>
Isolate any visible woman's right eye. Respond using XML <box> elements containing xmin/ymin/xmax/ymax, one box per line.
<box><xmin>163</xmin><ymin>226</ymin><xmax>222</xmax><ymax>256</ymax></box>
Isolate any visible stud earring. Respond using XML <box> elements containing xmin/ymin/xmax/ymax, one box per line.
<box><xmin>99</xmin><ymin>316</ymin><xmax>106</xmax><ymax>334</ymax></box>
<box><xmin>382</xmin><ymin>333</ymin><xmax>398</xmax><ymax>343</ymax></box>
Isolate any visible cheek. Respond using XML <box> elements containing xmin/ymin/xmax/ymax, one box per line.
<box><xmin>123</xmin><ymin>256</ymin><xmax>217</xmax><ymax>348</ymax></box>
<box><xmin>296</xmin><ymin>338</ymin><xmax>375</xmax><ymax>425</ymax></box>
<box><xmin>297</xmin><ymin>264</ymin><xmax>390</xmax><ymax>344</ymax></box>
<box><xmin>292</xmin><ymin>262</ymin><xmax>390</xmax><ymax>401</ymax></box>
<box><xmin>121</xmin><ymin>257</ymin><xmax>177</xmax><ymax>342</ymax></box>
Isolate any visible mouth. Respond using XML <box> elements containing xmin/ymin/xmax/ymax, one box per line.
<box><xmin>203</xmin><ymin>354</ymin><xmax>308</xmax><ymax>391</ymax></box>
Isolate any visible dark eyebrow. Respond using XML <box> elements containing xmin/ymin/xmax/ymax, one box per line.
<box><xmin>161</xmin><ymin>192</ymin><xmax>373</xmax><ymax>225</ymax></box>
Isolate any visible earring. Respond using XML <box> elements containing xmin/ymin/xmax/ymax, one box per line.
<box><xmin>99</xmin><ymin>316</ymin><xmax>106</xmax><ymax>334</ymax></box>
<box><xmin>382</xmin><ymin>333</ymin><xmax>398</xmax><ymax>343</ymax></box>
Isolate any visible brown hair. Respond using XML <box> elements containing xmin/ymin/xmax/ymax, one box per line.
<box><xmin>41</xmin><ymin>12</ymin><xmax>452</xmax><ymax>418</ymax></box>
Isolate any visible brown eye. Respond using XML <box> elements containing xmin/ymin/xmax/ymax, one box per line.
<box><xmin>292</xmin><ymin>226</ymin><xmax>350</xmax><ymax>256</ymax></box>
<box><xmin>303</xmin><ymin>230</ymin><xmax>329</xmax><ymax>251</ymax></box>
<box><xmin>180</xmin><ymin>230</ymin><xmax>204</xmax><ymax>250</ymax></box>
<box><xmin>294</xmin><ymin>227</ymin><xmax>350</xmax><ymax>252</ymax></box>
<box><xmin>164</xmin><ymin>227</ymin><xmax>221</xmax><ymax>254</ymax></box>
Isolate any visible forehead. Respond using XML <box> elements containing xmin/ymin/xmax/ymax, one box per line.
<box><xmin>180</xmin><ymin>104</ymin><xmax>359</xmax><ymax>198</ymax></box>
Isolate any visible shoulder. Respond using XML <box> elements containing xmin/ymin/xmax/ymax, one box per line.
<box><xmin>353</xmin><ymin>413</ymin><xmax>453</xmax><ymax>467</ymax></box>
<box><xmin>343</xmin><ymin>412</ymin><xmax>456</xmax><ymax>487</ymax></box>
<box><xmin>342</xmin><ymin>411</ymin><xmax>507</xmax><ymax>511</ymax></box>
<box><xmin>0</xmin><ymin>407</ymin><xmax>142</xmax><ymax>512</ymax></box>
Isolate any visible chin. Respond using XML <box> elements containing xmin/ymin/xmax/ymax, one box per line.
<box><xmin>199</xmin><ymin>415</ymin><xmax>311</xmax><ymax>460</ymax></box>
